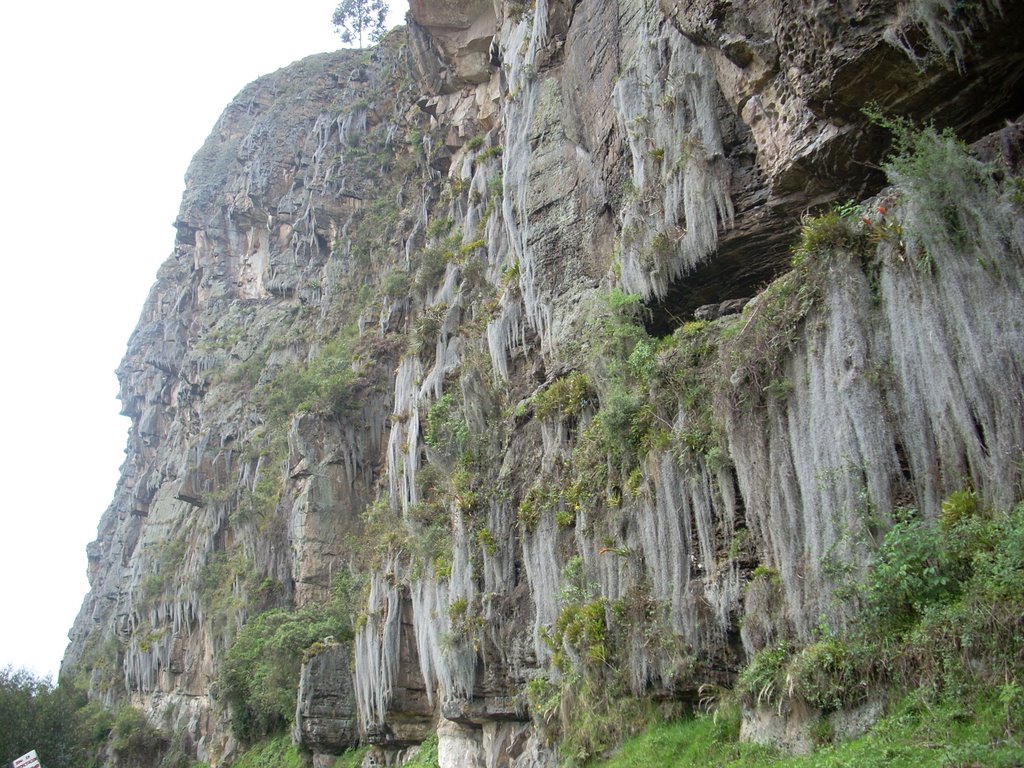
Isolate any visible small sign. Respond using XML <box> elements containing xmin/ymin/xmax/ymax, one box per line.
<box><xmin>13</xmin><ymin>751</ymin><xmax>40</xmax><ymax>768</ymax></box>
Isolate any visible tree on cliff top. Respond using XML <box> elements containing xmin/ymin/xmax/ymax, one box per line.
<box><xmin>332</xmin><ymin>0</ymin><xmax>389</xmax><ymax>48</ymax></box>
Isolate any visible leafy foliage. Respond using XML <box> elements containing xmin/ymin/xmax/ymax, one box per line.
<box><xmin>865</xmin><ymin>104</ymin><xmax>1004</xmax><ymax>267</ymax></box>
<box><xmin>532</xmin><ymin>372</ymin><xmax>593</xmax><ymax>421</ymax></box>
<box><xmin>403</xmin><ymin>732</ymin><xmax>440</xmax><ymax>767</ymax></box>
<box><xmin>424</xmin><ymin>393</ymin><xmax>469</xmax><ymax>456</ymax></box>
<box><xmin>220</xmin><ymin>578</ymin><xmax>359</xmax><ymax>743</ymax></box>
<box><xmin>230</xmin><ymin>733</ymin><xmax>304</xmax><ymax>768</ymax></box>
<box><xmin>597</xmin><ymin>686</ymin><xmax>1024</xmax><ymax>767</ymax></box>
<box><xmin>332</xmin><ymin>0</ymin><xmax>389</xmax><ymax>48</ymax></box>
<box><xmin>738</xmin><ymin>643</ymin><xmax>790</xmax><ymax>708</ymax></box>
<box><xmin>0</xmin><ymin>671</ymin><xmax>110</xmax><ymax>768</ymax></box>
<box><xmin>260</xmin><ymin>332</ymin><xmax>357</xmax><ymax>427</ymax></box>
<box><xmin>728</xmin><ymin>496</ymin><xmax>1024</xmax><ymax>761</ymax></box>
<box><xmin>111</xmin><ymin>704</ymin><xmax>168</xmax><ymax>764</ymax></box>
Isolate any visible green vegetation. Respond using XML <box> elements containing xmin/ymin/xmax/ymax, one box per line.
<box><xmin>111</xmin><ymin>704</ymin><xmax>169</xmax><ymax>764</ymax></box>
<box><xmin>381</xmin><ymin>269</ymin><xmax>412</xmax><ymax>298</ymax></box>
<box><xmin>533</xmin><ymin>372</ymin><xmax>593</xmax><ymax>421</ymax></box>
<box><xmin>424</xmin><ymin>393</ymin><xmax>470</xmax><ymax>456</ymax></box>
<box><xmin>737</xmin><ymin>642</ymin><xmax>790</xmax><ymax>709</ymax></box>
<box><xmin>331</xmin><ymin>0</ymin><xmax>388</xmax><ymax>48</ymax></box>
<box><xmin>220</xmin><ymin>573</ymin><xmax>360</xmax><ymax>742</ymax></box>
<box><xmin>0</xmin><ymin>669</ymin><xmax>206</xmax><ymax>768</ymax></box>
<box><xmin>137</xmin><ymin>537</ymin><xmax>189</xmax><ymax>610</ymax></box>
<box><xmin>590</xmin><ymin>496</ymin><xmax>1024</xmax><ymax>767</ymax></box>
<box><xmin>864</xmin><ymin>103</ymin><xmax>1007</xmax><ymax>268</ymax></box>
<box><xmin>0</xmin><ymin>670</ymin><xmax>111</xmax><ymax>768</ymax></box>
<box><xmin>230</xmin><ymin>733</ymin><xmax>304</xmax><ymax>768</ymax></box>
<box><xmin>404</xmin><ymin>732</ymin><xmax>440</xmax><ymax>767</ymax></box>
<box><xmin>538</xmin><ymin>673</ymin><xmax>655</xmax><ymax>768</ymax></box>
<box><xmin>478</xmin><ymin>144</ymin><xmax>503</xmax><ymax>161</ymax></box>
<box><xmin>260</xmin><ymin>330</ymin><xmax>358</xmax><ymax>426</ymax></box>
<box><xmin>197</xmin><ymin>550</ymin><xmax>264</xmax><ymax>637</ymax></box>
<box><xmin>507</xmin><ymin>0</ymin><xmax>530</xmax><ymax>23</ymax></box>
<box><xmin>596</xmin><ymin>686</ymin><xmax>1024</xmax><ymax>767</ymax></box>
<box><xmin>528</xmin><ymin>560</ymin><xmax>682</xmax><ymax>765</ymax></box>
<box><xmin>333</xmin><ymin>747</ymin><xmax>370</xmax><ymax>767</ymax></box>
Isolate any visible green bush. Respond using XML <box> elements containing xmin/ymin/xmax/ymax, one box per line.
<box><xmin>557</xmin><ymin>674</ymin><xmax>652</xmax><ymax>767</ymax></box>
<box><xmin>859</xmin><ymin>507</ymin><xmax>971</xmax><ymax>637</ymax></box>
<box><xmin>381</xmin><ymin>270</ymin><xmax>411</xmax><ymax>298</ymax></box>
<box><xmin>230</xmin><ymin>733</ymin><xmax>303</xmax><ymax>768</ymax></box>
<box><xmin>0</xmin><ymin>671</ymin><xmax>111</xmax><ymax>768</ymax></box>
<box><xmin>532</xmin><ymin>371</ymin><xmax>593</xmax><ymax>420</ymax></box>
<box><xmin>426</xmin><ymin>217</ymin><xmax>454</xmax><ymax>239</ymax></box>
<box><xmin>865</xmin><ymin>104</ymin><xmax>1002</xmax><ymax>265</ymax></box>
<box><xmin>424</xmin><ymin>394</ymin><xmax>469</xmax><ymax>456</ymax></box>
<box><xmin>738</xmin><ymin>643</ymin><xmax>790</xmax><ymax>707</ymax></box>
<box><xmin>786</xmin><ymin>636</ymin><xmax>862</xmax><ymax>712</ymax></box>
<box><xmin>220</xmin><ymin>599</ymin><xmax>355</xmax><ymax>742</ymax></box>
<box><xmin>260</xmin><ymin>332</ymin><xmax>357</xmax><ymax>425</ymax></box>
<box><xmin>404</xmin><ymin>732</ymin><xmax>439</xmax><ymax>767</ymax></box>
<box><xmin>333</xmin><ymin>747</ymin><xmax>370</xmax><ymax>767</ymax></box>
<box><xmin>790</xmin><ymin>210</ymin><xmax>864</xmax><ymax>269</ymax></box>
<box><xmin>111</xmin><ymin>704</ymin><xmax>168</xmax><ymax>764</ymax></box>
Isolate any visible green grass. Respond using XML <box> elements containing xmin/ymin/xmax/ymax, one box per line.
<box><xmin>597</xmin><ymin>688</ymin><xmax>1024</xmax><ymax>768</ymax></box>
<box><xmin>333</xmin><ymin>746</ymin><xmax>369</xmax><ymax>767</ymax></box>
<box><xmin>231</xmin><ymin>733</ymin><xmax>304</xmax><ymax>768</ymax></box>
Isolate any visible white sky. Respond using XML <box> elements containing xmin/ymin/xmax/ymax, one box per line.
<box><xmin>0</xmin><ymin>0</ymin><xmax>409</xmax><ymax>680</ymax></box>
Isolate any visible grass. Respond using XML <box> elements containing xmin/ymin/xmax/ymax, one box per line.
<box><xmin>231</xmin><ymin>733</ymin><xmax>304</xmax><ymax>768</ymax></box>
<box><xmin>597</xmin><ymin>688</ymin><xmax>1024</xmax><ymax>767</ymax></box>
<box><xmin>333</xmin><ymin>746</ymin><xmax>370</xmax><ymax>767</ymax></box>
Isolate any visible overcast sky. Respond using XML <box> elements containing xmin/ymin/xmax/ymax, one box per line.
<box><xmin>0</xmin><ymin>0</ymin><xmax>409</xmax><ymax>680</ymax></box>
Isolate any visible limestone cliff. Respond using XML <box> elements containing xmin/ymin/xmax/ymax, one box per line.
<box><xmin>64</xmin><ymin>1</ymin><xmax>1024</xmax><ymax>766</ymax></box>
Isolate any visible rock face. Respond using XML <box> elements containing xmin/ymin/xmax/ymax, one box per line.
<box><xmin>294</xmin><ymin>642</ymin><xmax>359</xmax><ymax>764</ymax></box>
<box><xmin>63</xmin><ymin>1</ymin><xmax>1024</xmax><ymax>766</ymax></box>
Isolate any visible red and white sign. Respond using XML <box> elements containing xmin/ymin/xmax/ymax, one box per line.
<box><xmin>13</xmin><ymin>751</ymin><xmax>40</xmax><ymax>768</ymax></box>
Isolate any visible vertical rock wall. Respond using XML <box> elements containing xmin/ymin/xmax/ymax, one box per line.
<box><xmin>63</xmin><ymin>0</ymin><xmax>1024</xmax><ymax>766</ymax></box>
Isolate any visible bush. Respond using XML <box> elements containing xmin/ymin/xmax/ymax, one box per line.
<box><xmin>859</xmin><ymin>507</ymin><xmax>971</xmax><ymax>638</ymax></box>
<box><xmin>111</xmin><ymin>705</ymin><xmax>168</xmax><ymax>764</ymax></box>
<box><xmin>532</xmin><ymin>371</ymin><xmax>593</xmax><ymax>421</ymax></box>
<box><xmin>381</xmin><ymin>270</ymin><xmax>411</xmax><ymax>299</ymax></box>
<box><xmin>424</xmin><ymin>394</ymin><xmax>469</xmax><ymax>456</ymax></box>
<box><xmin>404</xmin><ymin>732</ymin><xmax>439</xmax><ymax>767</ymax></box>
<box><xmin>786</xmin><ymin>635</ymin><xmax>862</xmax><ymax>711</ymax></box>
<box><xmin>220</xmin><ymin>599</ymin><xmax>355</xmax><ymax>742</ymax></box>
<box><xmin>865</xmin><ymin>105</ymin><xmax>1003</xmax><ymax>266</ymax></box>
<box><xmin>260</xmin><ymin>332</ymin><xmax>357</xmax><ymax>425</ymax></box>
<box><xmin>738</xmin><ymin>643</ymin><xmax>790</xmax><ymax>708</ymax></box>
<box><xmin>0</xmin><ymin>671</ymin><xmax>111</xmax><ymax>768</ymax></box>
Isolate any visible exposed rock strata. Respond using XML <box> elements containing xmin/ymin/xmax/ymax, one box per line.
<box><xmin>64</xmin><ymin>1</ymin><xmax>1024</xmax><ymax>766</ymax></box>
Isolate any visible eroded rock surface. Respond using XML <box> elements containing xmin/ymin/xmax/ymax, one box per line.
<box><xmin>63</xmin><ymin>1</ymin><xmax>1024</xmax><ymax>765</ymax></box>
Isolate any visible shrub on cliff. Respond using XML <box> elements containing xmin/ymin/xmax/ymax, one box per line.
<box><xmin>220</xmin><ymin>575</ymin><xmax>360</xmax><ymax>743</ymax></box>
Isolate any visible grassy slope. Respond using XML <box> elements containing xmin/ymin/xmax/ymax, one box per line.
<box><xmin>601</xmin><ymin>689</ymin><xmax>1024</xmax><ymax>768</ymax></box>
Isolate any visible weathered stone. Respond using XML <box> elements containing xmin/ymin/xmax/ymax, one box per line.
<box><xmin>63</xmin><ymin>2</ymin><xmax>1024</xmax><ymax>766</ymax></box>
<box><xmin>294</xmin><ymin>641</ymin><xmax>359</xmax><ymax>758</ymax></box>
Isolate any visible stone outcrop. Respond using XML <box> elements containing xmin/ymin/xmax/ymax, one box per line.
<box><xmin>63</xmin><ymin>1</ymin><xmax>1024</xmax><ymax>766</ymax></box>
<box><xmin>294</xmin><ymin>642</ymin><xmax>359</xmax><ymax>765</ymax></box>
